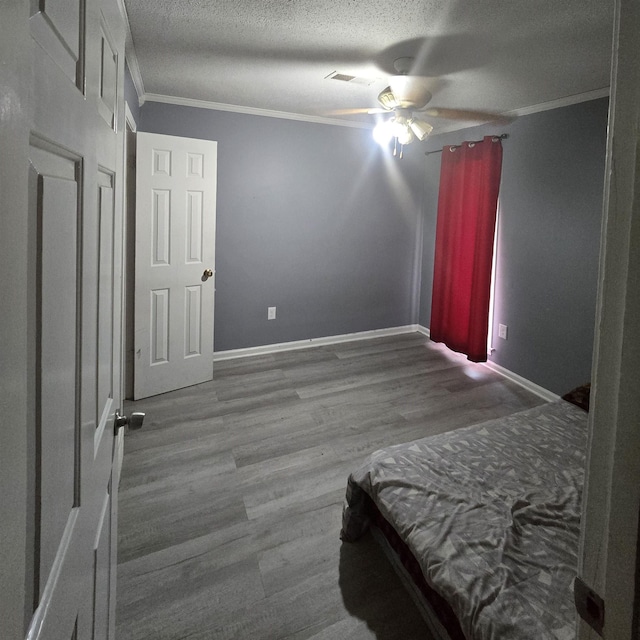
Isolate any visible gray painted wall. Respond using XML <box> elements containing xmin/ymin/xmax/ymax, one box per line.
<box><xmin>138</xmin><ymin>97</ymin><xmax>607</xmax><ymax>394</ymax></box>
<box><xmin>139</xmin><ymin>103</ymin><xmax>425</xmax><ymax>351</ymax></box>
<box><xmin>419</xmin><ymin>98</ymin><xmax>609</xmax><ymax>395</ymax></box>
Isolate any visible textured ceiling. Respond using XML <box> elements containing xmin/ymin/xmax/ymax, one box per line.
<box><xmin>123</xmin><ymin>0</ymin><xmax>614</xmax><ymax>132</ymax></box>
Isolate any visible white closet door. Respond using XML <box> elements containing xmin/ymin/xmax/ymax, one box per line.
<box><xmin>135</xmin><ymin>132</ymin><xmax>218</xmax><ymax>399</ymax></box>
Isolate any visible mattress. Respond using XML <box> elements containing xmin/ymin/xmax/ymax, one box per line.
<box><xmin>341</xmin><ymin>400</ymin><xmax>588</xmax><ymax>640</ymax></box>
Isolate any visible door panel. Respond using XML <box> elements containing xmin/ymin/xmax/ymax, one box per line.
<box><xmin>26</xmin><ymin>141</ymin><xmax>85</xmax><ymax>640</ymax></box>
<box><xmin>30</xmin><ymin>0</ymin><xmax>85</xmax><ymax>87</ymax></box>
<box><xmin>135</xmin><ymin>133</ymin><xmax>217</xmax><ymax>399</ymax></box>
<box><xmin>97</xmin><ymin>172</ymin><xmax>115</xmax><ymax>420</ymax></box>
<box><xmin>186</xmin><ymin>191</ymin><xmax>203</xmax><ymax>263</ymax></box>
<box><xmin>151</xmin><ymin>189</ymin><xmax>171</xmax><ymax>265</ymax></box>
<box><xmin>185</xmin><ymin>285</ymin><xmax>203</xmax><ymax>356</ymax></box>
<box><xmin>97</xmin><ymin>19</ymin><xmax>117</xmax><ymax>129</ymax></box>
<box><xmin>32</xmin><ymin>150</ymin><xmax>81</xmax><ymax>602</ymax></box>
<box><xmin>151</xmin><ymin>288</ymin><xmax>170</xmax><ymax>364</ymax></box>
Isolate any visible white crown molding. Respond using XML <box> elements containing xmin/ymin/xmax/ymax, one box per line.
<box><xmin>143</xmin><ymin>93</ymin><xmax>375</xmax><ymax>129</ymax></box>
<box><xmin>506</xmin><ymin>86</ymin><xmax>610</xmax><ymax>118</ymax></box>
<box><xmin>428</xmin><ymin>87</ymin><xmax>611</xmax><ymax>137</ymax></box>
<box><xmin>212</xmin><ymin>325</ymin><xmax>421</xmax><ymax>361</ymax></box>
<box><xmin>428</xmin><ymin>121</ymin><xmax>505</xmax><ymax>137</ymax></box>
<box><xmin>115</xmin><ymin>0</ymin><xmax>145</xmax><ymax>105</ymax></box>
<box><xmin>126</xmin><ymin>54</ymin><xmax>146</xmax><ymax>108</ymax></box>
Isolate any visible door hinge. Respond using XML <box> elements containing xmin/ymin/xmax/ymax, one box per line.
<box><xmin>574</xmin><ymin>576</ymin><xmax>605</xmax><ymax>636</ymax></box>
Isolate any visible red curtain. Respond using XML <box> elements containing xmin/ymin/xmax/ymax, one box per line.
<box><xmin>430</xmin><ymin>136</ymin><xmax>503</xmax><ymax>362</ymax></box>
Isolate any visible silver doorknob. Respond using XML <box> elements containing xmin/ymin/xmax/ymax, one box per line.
<box><xmin>202</xmin><ymin>268</ymin><xmax>213</xmax><ymax>281</ymax></box>
<box><xmin>114</xmin><ymin>410</ymin><xmax>145</xmax><ymax>435</ymax></box>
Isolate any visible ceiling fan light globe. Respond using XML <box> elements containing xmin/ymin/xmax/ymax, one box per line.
<box><xmin>372</xmin><ymin>120</ymin><xmax>394</xmax><ymax>146</ymax></box>
<box><xmin>397</xmin><ymin>127</ymin><xmax>415</xmax><ymax>145</ymax></box>
<box><xmin>409</xmin><ymin>119</ymin><xmax>433</xmax><ymax>141</ymax></box>
<box><xmin>390</xmin><ymin>118</ymin><xmax>408</xmax><ymax>138</ymax></box>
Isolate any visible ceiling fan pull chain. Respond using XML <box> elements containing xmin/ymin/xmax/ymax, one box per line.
<box><xmin>393</xmin><ymin>137</ymin><xmax>398</xmax><ymax>157</ymax></box>
<box><xmin>399</xmin><ymin>144</ymin><xmax>404</xmax><ymax>159</ymax></box>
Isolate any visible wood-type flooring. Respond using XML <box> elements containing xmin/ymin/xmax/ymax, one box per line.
<box><xmin>116</xmin><ymin>333</ymin><xmax>545</xmax><ymax>640</ymax></box>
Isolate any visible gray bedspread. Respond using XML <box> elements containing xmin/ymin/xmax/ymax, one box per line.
<box><xmin>341</xmin><ymin>400</ymin><xmax>588</xmax><ymax>640</ymax></box>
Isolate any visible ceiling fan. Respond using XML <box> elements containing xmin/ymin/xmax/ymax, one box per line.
<box><xmin>331</xmin><ymin>57</ymin><xmax>512</xmax><ymax>157</ymax></box>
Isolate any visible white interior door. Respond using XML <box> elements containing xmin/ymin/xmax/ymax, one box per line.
<box><xmin>5</xmin><ymin>0</ymin><xmax>127</xmax><ymax>639</ymax></box>
<box><xmin>134</xmin><ymin>132</ymin><xmax>218</xmax><ymax>399</ymax></box>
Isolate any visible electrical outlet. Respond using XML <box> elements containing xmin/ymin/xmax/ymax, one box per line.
<box><xmin>498</xmin><ymin>324</ymin><xmax>508</xmax><ymax>340</ymax></box>
<box><xmin>267</xmin><ymin>306</ymin><xmax>276</xmax><ymax>320</ymax></box>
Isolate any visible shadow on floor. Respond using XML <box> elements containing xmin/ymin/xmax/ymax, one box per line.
<box><xmin>338</xmin><ymin>533</ymin><xmax>435</xmax><ymax>639</ymax></box>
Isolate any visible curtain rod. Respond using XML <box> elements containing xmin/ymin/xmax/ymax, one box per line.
<box><xmin>425</xmin><ymin>133</ymin><xmax>509</xmax><ymax>156</ymax></box>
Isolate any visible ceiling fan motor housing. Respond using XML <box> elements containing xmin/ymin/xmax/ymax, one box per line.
<box><xmin>394</xmin><ymin>108</ymin><xmax>413</xmax><ymax>121</ymax></box>
<box><xmin>378</xmin><ymin>82</ymin><xmax>433</xmax><ymax>110</ymax></box>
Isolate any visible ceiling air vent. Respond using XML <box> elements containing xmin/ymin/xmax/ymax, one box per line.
<box><xmin>328</xmin><ymin>72</ymin><xmax>356</xmax><ymax>82</ymax></box>
<box><xmin>325</xmin><ymin>71</ymin><xmax>377</xmax><ymax>86</ymax></box>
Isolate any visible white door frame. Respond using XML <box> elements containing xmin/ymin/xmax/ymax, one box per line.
<box><xmin>122</xmin><ymin>100</ymin><xmax>137</xmax><ymax>404</ymax></box>
<box><xmin>577</xmin><ymin>0</ymin><xmax>640</xmax><ymax>637</ymax></box>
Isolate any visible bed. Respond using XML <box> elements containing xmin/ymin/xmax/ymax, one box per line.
<box><xmin>340</xmin><ymin>398</ymin><xmax>589</xmax><ymax>639</ymax></box>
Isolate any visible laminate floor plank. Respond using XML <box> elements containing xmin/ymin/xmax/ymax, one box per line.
<box><xmin>117</xmin><ymin>334</ymin><xmax>546</xmax><ymax>639</ymax></box>
<box><xmin>214</xmin><ymin>369</ymin><xmax>291</xmax><ymax>401</ymax></box>
<box><xmin>242</xmin><ymin>462</ymin><xmax>354</xmax><ymax>521</ymax></box>
<box><xmin>120</xmin><ymin>440</ymin><xmax>236</xmax><ymax>490</ymax></box>
<box><xmin>289</xmin><ymin>351</ymin><xmax>454</xmax><ymax>399</ymax></box>
<box><xmin>251</xmin><ymin>491</ymin><xmax>344</xmax><ymax>554</ymax></box>
<box><xmin>119</xmin><ymin>557</ymin><xmax>266</xmax><ymax>640</ymax></box>
<box><xmin>118</xmin><ymin>469</ymin><xmax>247</xmax><ymax>563</ymax></box>
<box><xmin>124</xmin><ymin>417</ymin><xmax>226</xmax><ymax>454</ymax></box>
<box><xmin>232</xmin><ymin>412</ymin><xmax>409</xmax><ymax>469</ymax></box>
<box><xmin>331</xmin><ymin>333</ymin><xmax>430</xmax><ymax>358</ymax></box>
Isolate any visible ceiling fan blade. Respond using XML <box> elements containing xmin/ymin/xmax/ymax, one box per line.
<box><xmin>388</xmin><ymin>76</ymin><xmax>433</xmax><ymax>109</ymax></box>
<box><xmin>422</xmin><ymin>107</ymin><xmax>514</xmax><ymax>124</ymax></box>
<box><xmin>321</xmin><ymin>107</ymin><xmax>388</xmax><ymax>116</ymax></box>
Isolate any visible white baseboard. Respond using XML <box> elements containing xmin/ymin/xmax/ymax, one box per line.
<box><xmin>483</xmin><ymin>360</ymin><xmax>559</xmax><ymax>402</ymax></box>
<box><xmin>213</xmin><ymin>324</ymin><xmax>558</xmax><ymax>404</ymax></box>
<box><xmin>421</xmin><ymin>325</ymin><xmax>557</xmax><ymax>401</ymax></box>
<box><xmin>213</xmin><ymin>325</ymin><xmax>424</xmax><ymax>361</ymax></box>
<box><xmin>415</xmin><ymin>324</ymin><xmax>430</xmax><ymax>338</ymax></box>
